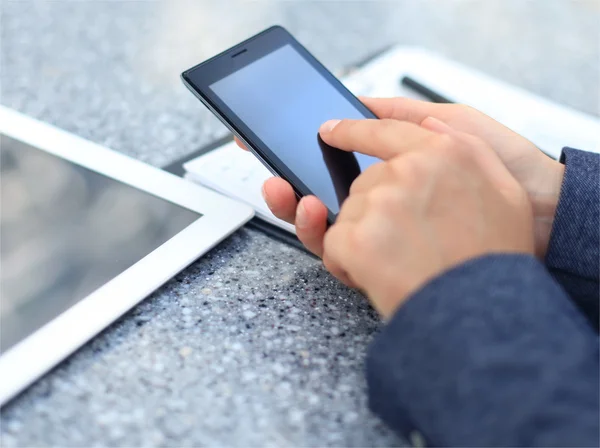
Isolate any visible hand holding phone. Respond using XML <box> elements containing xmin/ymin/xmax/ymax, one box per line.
<box><xmin>181</xmin><ymin>25</ymin><xmax>380</xmax><ymax>224</ymax></box>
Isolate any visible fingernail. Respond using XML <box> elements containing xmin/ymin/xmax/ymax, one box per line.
<box><xmin>319</xmin><ymin>119</ymin><xmax>341</xmax><ymax>134</ymax></box>
<box><xmin>295</xmin><ymin>201</ymin><xmax>309</xmax><ymax>228</ymax></box>
<box><xmin>261</xmin><ymin>183</ymin><xmax>269</xmax><ymax>203</ymax></box>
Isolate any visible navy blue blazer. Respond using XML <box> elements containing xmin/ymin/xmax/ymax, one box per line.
<box><xmin>366</xmin><ymin>148</ymin><xmax>599</xmax><ymax>447</ymax></box>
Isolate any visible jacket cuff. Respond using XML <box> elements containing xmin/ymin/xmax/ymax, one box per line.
<box><xmin>366</xmin><ymin>253</ymin><xmax>593</xmax><ymax>446</ymax></box>
<box><xmin>545</xmin><ymin>148</ymin><xmax>599</xmax><ymax>280</ymax></box>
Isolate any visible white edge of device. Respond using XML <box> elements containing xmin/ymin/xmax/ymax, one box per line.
<box><xmin>0</xmin><ymin>105</ymin><xmax>254</xmax><ymax>406</ymax></box>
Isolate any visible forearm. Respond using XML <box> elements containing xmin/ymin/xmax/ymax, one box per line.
<box><xmin>367</xmin><ymin>254</ymin><xmax>599</xmax><ymax>447</ymax></box>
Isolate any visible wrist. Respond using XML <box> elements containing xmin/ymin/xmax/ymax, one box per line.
<box><xmin>528</xmin><ymin>157</ymin><xmax>565</xmax><ymax>257</ymax></box>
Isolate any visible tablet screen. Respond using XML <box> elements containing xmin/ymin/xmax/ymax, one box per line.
<box><xmin>0</xmin><ymin>134</ymin><xmax>200</xmax><ymax>353</ymax></box>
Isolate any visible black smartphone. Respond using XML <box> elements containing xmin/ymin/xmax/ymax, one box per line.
<box><xmin>181</xmin><ymin>25</ymin><xmax>380</xmax><ymax>223</ymax></box>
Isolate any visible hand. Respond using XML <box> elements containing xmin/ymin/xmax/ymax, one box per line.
<box><xmin>321</xmin><ymin>117</ymin><xmax>535</xmax><ymax>319</ymax></box>
<box><xmin>236</xmin><ymin>97</ymin><xmax>564</xmax><ymax>257</ymax></box>
<box><xmin>360</xmin><ymin>97</ymin><xmax>564</xmax><ymax>258</ymax></box>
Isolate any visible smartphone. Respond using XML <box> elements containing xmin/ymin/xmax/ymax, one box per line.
<box><xmin>181</xmin><ymin>25</ymin><xmax>380</xmax><ymax>223</ymax></box>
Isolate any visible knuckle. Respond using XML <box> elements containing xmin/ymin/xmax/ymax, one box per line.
<box><xmin>368</xmin><ymin>119</ymin><xmax>389</xmax><ymax>140</ymax></box>
<box><xmin>349</xmin><ymin>216</ymin><xmax>394</xmax><ymax>255</ymax></box>
<box><xmin>349</xmin><ymin>222</ymin><xmax>374</xmax><ymax>252</ymax></box>
<box><xmin>378</xmin><ymin>118</ymin><xmax>399</xmax><ymax>132</ymax></box>
<box><xmin>367</xmin><ymin>185</ymin><xmax>407</xmax><ymax>211</ymax></box>
<box><xmin>389</xmin><ymin>153</ymin><xmax>427</xmax><ymax>185</ymax></box>
<box><xmin>389</xmin><ymin>153</ymin><xmax>413</xmax><ymax>173</ymax></box>
<box><xmin>388</xmin><ymin>158</ymin><xmax>405</xmax><ymax>179</ymax></box>
<box><xmin>433</xmin><ymin>133</ymin><xmax>474</xmax><ymax>164</ymax></box>
<box><xmin>432</xmin><ymin>132</ymin><xmax>457</xmax><ymax>152</ymax></box>
<box><xmin>385</xmin><ymin>119</ymin><xmax>419</xmax><ymax>136</ymax></box>
<box><xmin>373</xmin><ymin>119</ymin><xmax>402</xmax><ymax>142</ymax></box>
<box><xmin>460</xmin><ymin>132</ymin><xmax>487</xmax><ymax>150</ymax></box>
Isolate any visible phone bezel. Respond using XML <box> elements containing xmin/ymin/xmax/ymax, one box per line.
<box><xmin>181</xmin><ymin>25</ymin><xmax>376</xmax><ymax>223</ymax></box>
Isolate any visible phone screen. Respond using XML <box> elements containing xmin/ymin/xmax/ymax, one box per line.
<box><xmin>209</xmin><ymin>44</ymin><xmax>379</xmax><ymax>215</ymax></box>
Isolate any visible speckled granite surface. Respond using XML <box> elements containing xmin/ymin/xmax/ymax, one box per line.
<box><xmin>1</xmin><ymin>1</ymin><xmax>598</xmax><ymax>446</ymax></box>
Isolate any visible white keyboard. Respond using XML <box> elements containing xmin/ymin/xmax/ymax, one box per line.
<box><xmin>185</xmin><ymin>141</ymin><xmax>296</xmax><ymax>232</ymax></box>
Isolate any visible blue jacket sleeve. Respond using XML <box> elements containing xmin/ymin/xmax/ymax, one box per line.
<box><xmin>366</xmin><ymin>254</ymin><xmax>599</xmax><ymax>447</ymax></box>
<box><xmin>545</xmin><ymin>148</ymin><xmax>599</xmax><ymax>326</ymax></box>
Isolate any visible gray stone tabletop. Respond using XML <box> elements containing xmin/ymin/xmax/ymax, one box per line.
<box><xmin>1</xmin><ymin>1</ymin><xmax>598</xmax><ymax>446</ymax></box>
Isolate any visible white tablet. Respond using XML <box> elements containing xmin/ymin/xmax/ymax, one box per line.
<box><xmin>0</xmin><ymin>106</ymin><xmax>254</xmax><ymax>405</ymax></box>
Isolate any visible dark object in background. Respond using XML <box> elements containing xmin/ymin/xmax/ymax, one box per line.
<box><xmin>401</xmin><ymin>76</ymin><xmax>453</xmax><ymax>103</ymax></box>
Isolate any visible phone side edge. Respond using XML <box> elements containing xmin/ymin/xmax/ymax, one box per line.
<box><xmin>180</xmin><ymin>75</ymin><xmax>282</xmax><ymax>180</ymax></box>
<box><xmin>287</xmin><ymin>36</ymin><xmax>378</xmax><ymax>121</ymax></box>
